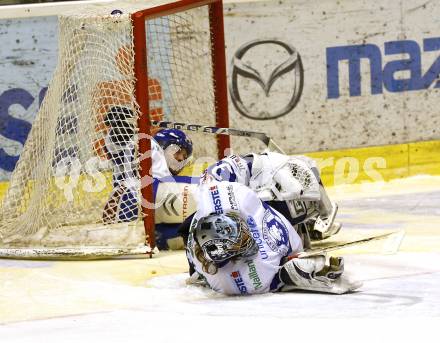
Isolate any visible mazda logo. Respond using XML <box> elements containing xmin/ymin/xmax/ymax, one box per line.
<box><xmin>229</xmin><ymin>39</ymin><xmax>304</xmax><ymax>120</ymax></box>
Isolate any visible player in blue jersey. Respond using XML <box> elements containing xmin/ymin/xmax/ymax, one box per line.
<box><xmin>153</xmin><ymin>128</ymin><xmax>193</xmax><ymax>176</ymax></box>
<box><xmin>101</xmin><ymin>106</ymin><xmax>193</xmax><ymax>228</ymax></box>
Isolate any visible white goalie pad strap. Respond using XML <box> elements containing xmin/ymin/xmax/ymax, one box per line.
<box><xmin>154</xmin><ymin>182</ymin><xmax>197</xmax><ymax>224</ymax></box>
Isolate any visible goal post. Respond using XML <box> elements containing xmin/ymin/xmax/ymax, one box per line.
<box><xmin>133</xmin><ymin>0</ymin><xmax>230</xmax><ymax>252</ymax></box>
<box><xmin>0</xmin><ymin>0</ymin><xmax>230</xmax><ymax>259</ymax></box>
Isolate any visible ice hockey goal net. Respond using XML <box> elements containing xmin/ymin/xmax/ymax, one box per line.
<box><xmin>0</xmin><ymin>0</ymin><xmax>229</xmax><ymax>258</ymax></box>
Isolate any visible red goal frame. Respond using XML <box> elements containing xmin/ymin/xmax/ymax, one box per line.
<box><xmin>131</xmin><ymin>0</ymin><xmax>230</xmax><ymax>251</ymax></box>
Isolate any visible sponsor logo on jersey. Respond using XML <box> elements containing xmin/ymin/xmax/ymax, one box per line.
<box><xmin>226</xmin><ymin>185</ymin><xmax>239</xmax><ymax>210</ymax></box>
<box><xmin>246</xmin><ymin>260</ymin><xmax>262</xmax><ymax>290</ymax></box>
<box><xmin>182</xmin><ymin>185</ymin><xmax>190</xmax><ymax>219</ymax></box>
<box><xmin>262</xmin><ymin>209</ymin><xmax>289</xmax><ymax>255</ymax></box>
<box><xmin>247</xmin><ymin>216</ymin><xmax>268</xmax><ymax>260</ymax></box>
<box><xmin>231</xmin><ymin>271</ymin><xmax>248</xmax><ymax>294</ymax></box>
<box><xmin>247</xmin><ymin>216</ymin><xmax>256</xmax><ymax>227</ymax></box>
<box><xmin>209</xmin><ymin>185</ymin><xmax>223</xmax><ymax>214</ymax></box>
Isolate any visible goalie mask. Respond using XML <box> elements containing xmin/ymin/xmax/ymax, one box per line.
<box><xmin>194</xmin><ymin>212</ymin><xmax>258</xmax><ymax>264</ymax></box>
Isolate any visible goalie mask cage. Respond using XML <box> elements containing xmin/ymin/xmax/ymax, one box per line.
<box><xmin>0</xmin><ymin>0</ymin><xmax>230</xmax><ymax>259</ymax></box>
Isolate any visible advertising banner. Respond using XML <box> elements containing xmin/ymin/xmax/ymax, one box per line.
<box><xmin>224</xmin><ymin>0</ymin><xmax>440</xmax><ymax>154</ymax></box>
<box><xmin>0</xmin><ymin>0</ymin><xmax>439</xmax><ymax>180</ymax></box>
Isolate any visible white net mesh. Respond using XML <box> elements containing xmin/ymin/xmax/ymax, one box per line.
<box><xmin>0</xmin><ymin>4</ymin><xmax>219</xmax><ymax>256</ymax></box>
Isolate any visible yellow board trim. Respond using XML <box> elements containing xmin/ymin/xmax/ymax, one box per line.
<box><xmin>0</xmin><ymin>140</ymin><xmax>439</xmax><ymax>200</ymax></box>
<box><xmin>305</xmin><ymin>140</ymin><xmax>440</xmax><ymax>187</ymax></box>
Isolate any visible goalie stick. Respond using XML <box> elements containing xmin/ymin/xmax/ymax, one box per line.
<box><xmin>297</xmin><ymin>230</ymin><xmax>405</xmax><ymax>258</ymax></box>
<box><xmin>150</xmin><ymin>120</ymin><xmax>285</xmax><ymax>153</ymax></box>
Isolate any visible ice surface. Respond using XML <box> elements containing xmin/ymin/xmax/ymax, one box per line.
<box><xmin>1</xmin><ymin>176</ymin><xmax>439</xmax><ymax>342</ymax></box>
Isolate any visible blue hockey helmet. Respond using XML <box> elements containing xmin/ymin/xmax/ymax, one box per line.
<box><xmin>194</xmin><ymin>212</ymin><xmax>258</xmax><ymax>264</ymax></box>
<box><xmin>153</xmin><ymin>128</ymin><xmax>193</xmax><ymax>157</ymax></box>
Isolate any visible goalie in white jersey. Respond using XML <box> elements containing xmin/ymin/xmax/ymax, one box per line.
<box><xmin>186</xmin><ymin>181</ymin><xmax>360</xmax><ymax>295</ymax></box>
<box><xmin>200</xmin><ymin>151</ymin><xmax>341</xmax><ymax>246</ymax></box>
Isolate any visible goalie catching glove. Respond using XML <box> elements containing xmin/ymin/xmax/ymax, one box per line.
<box><xmin>278</xmin><ymin>253</ymin><xmax>362</xmax><ymax>294</ymax></box>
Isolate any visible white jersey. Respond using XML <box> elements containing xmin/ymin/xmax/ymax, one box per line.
<box><xmin>200</xmin><ymin>152</ymin><xmax>321</xmax><ymax>201</ymax></box>
<box><xmin>187</xmin><ymin>181</ymin><xmax>303</xmax><ymax>295</ymax></box>
<box><xmin>105</xmin><ymin>135</ymin><xmax>172</xmax><ymax>181</ymax></box>
<box><xmin>150</xmin><ymin>139</ymin><xmax>173</xmax><ymax>179</ymax></box>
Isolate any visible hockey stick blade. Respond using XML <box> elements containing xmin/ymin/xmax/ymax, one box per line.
<box><xmin>297</xmin><ymin>230</ymin><xmax>405</xmax><ymax>258</ymax></box>
<box><xmin>150</xmin><ymin>120</ymin><xmax>285</xmax><ymax>153</ymax></box>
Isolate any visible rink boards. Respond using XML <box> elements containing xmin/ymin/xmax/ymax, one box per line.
<box><xmin>1</xmin><ymin>0</ymin><xmax>440</xmax><ymax>181</ymax></box>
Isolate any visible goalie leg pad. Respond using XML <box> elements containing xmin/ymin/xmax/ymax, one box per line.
<box><xmin>279</xmin><ymin>254</ymin><xmax>362</xmax><ymax>294</ymax></box>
